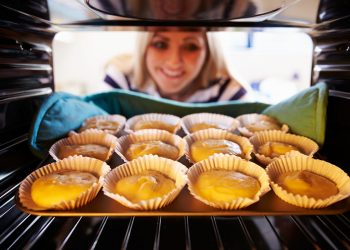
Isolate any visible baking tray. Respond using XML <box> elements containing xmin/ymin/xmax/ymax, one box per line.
<box><xmin>15</xmin><ymin>154</ymin><xmax>350</xmax><ymax>217</ymax></box>
<box><xmin>15</xmin><ymin>185</ymin><xmax>350</xmax><ymax>217</ymax></box>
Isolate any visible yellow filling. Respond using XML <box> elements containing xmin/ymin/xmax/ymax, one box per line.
<box><xmin>58</xmin><ymin>144</ymin><xmax>109</xmax><ymax>161</ymax></box>
<box><xmin>189</xmin><ymin>123</ymin><xmax>223</xmax><ymax>133</ymax></box>
<box><xmin>31</xmin><ymin>171</ymin><xmax>97</xmax><ymax>208</ymax></box>
<box><xmin>115</xmin><ymin>170</ymin><xmax>175</xmax><ymax>203</ymax></box>
<box><xmin>190</xmin><ymin>139</ymin><xmax>242</xmax><ymax>162</ymax></box>
<box><xmin>245</xmin><ymin>120</ymin><xmax>280</xmax><ymax>132</ymax></box>
<box><xmin>258</xmin><ymin>142</ymin><xmax>299</xmax><ymax>158</ymax></box>
<box><xmin>133</xmin><ymin>120</ymin><xmax>177</xmax><ymax>133</ymax></box>
<box><xmin>195</xmin><ymin>170</ymin><xmax>260</xmax><ymax>202</ymax></box>
<box><xmin>277</xmin><ymin>170</ymin><xmax>338</xmax><ymax>199</ymax></box>
<box><xmin>126</xmin><ymin>141</ymin><xmax>179</xmax><ymax>160</ymax></box>
<box><xmin>81</xmin><ymin>120</ymin><xmax>120</xmax><ymax>132</ymax></box>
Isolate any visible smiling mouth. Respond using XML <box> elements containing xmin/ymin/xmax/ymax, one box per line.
<box><xmin>160</xmin><ymin>68</ymin><xmax>184</xmax><ymax>78</ymax></box>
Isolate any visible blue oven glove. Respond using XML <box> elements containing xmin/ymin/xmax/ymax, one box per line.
<box><xmin>263</xmin><ymin>82</ymin><xmax>327</xmax><ymax>147</ymax></box>
<box><xmin>29</xmin><ymin>92</ymin><xmax>107</xmax><ymax>158</ymax></box>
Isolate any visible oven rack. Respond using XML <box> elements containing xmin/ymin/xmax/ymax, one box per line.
<box><xmin>1</xmin><ymin>150</ymin><xmax>349</xmax><ymax>250</ymax></box>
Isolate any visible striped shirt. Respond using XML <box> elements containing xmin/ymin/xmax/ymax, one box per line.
<box><xmin>104</xmin><ymin>67</ymin><xmax>248</xmax><ymax>103</ymax></box>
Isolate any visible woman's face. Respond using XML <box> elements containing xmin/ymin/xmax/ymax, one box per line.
<box><xmin>145</xmin><ymin>31</ymin><xmax>207</xmax><ymax>97</ymax></box>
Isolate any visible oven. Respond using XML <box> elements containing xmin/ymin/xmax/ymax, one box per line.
<box><xmin>0</xmin><ymin>0</ymin><xmax>349</xmax><ymax>249</ymax></box>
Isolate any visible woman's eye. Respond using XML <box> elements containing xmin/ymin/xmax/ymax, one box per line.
<box><xmin>151</xmin><ymin>41</ymin><xmax>168</xmax><ymax>49</ymax></box>
<box><xmin>183</xmin><ymin>43</ymin><xmax>200</xmax><ymax>51</ymax></box>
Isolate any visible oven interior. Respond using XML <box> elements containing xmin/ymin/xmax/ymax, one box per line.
<box><xmin>0</xmin><ymin>0</ymin><xmax>349</xmax><ymax>249</ymax></box>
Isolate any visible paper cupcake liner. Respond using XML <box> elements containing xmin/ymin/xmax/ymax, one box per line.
<box><xmin>184</xmin><ymin>128</ymin><xmax>253</xmax><ymax>163</ymax></box>
<box><xmin>103</xmin><ymin>155</ymin><xmax>188</xmax><ymax>210</ymax></box>
<box><xmin>115</xmin><ymin>129</ymin><xmax>186</xmax><ymax>162</ymax></box>
<box><xmin>49</xmin><ymin>129</ymin><xmax>118</xmax><ymax>161</ymax></box>
<box><xmin>79</xmin><ymin>114</ymin><xmax>126</xmax><ymax>135</ymax></box>
<box><xmin>266</xmin><ymin>154</ymin><xmax>350</xmax><ymax>208</ymax></box>
<box><xmin>236</xmin><ymin>113</ymin><xmax>289</xmax><ymax>138</ymax></box>
<box><xmin>19</xmin><ymin>155</ymin><xmax>111</xmax><ymax>211</ymax></box>
<box><xmin>249</xmin><ymin>130</ymin><xmax>319</xmax><ymax>166</ymax></box>
<box><xmin>181</xmin><ymin>112</ymin><xmax>240</xmax><ymax>135</ymax></box>
<box><xmin>124</xmin><ymin>113</ymin><xmax>182</xmax><ymax>134</ymax></box>
<box><xmin>187</xmin><ymin>154</ymin><xmax>271</xmax><ymax>210</ymax></box>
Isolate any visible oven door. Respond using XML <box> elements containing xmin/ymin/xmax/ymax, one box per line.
<box><xmin>0</xmin><ymin>0</ymin><xmax>349</xmax><ymax>249</ymax></box>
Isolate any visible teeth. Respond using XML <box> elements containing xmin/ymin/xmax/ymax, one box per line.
<box><xmin>162</xmin><ymin>68</ymin><xmax>183</xmax><ymax>77</ymax></box>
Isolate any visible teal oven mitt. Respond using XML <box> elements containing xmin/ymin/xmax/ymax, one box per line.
<box><xmin>29</xmin><ymin>92</ymin><xmax>107</xmax><ymax>158</ymax></box>
<box><xmin>29</xmin><ymin>83</ymin><xmax>327</xmax><ymax>159</ymax></box>
<box><xmin>84</xmin><ymin>89</ymin><xmax>268</xmax><ymax>118</ymax></box>
<box><xmin>262</xmin><ymin>82</ymin><xmax>328</xmax><ymax>145</ymax></box>
<box><xmin>86</xmin><ymin>83</ymin><xmax>327</xmax><ymax>145</ymax></box>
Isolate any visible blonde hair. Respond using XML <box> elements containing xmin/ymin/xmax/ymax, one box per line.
<box><xmin>132</xmin><ymin>30</ymin><xmax>231</xmax><ymax>89</ymax></box>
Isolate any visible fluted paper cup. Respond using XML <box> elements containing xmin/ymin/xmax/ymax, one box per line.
<box><xmin>187</xmin><ymin>154</ymin><xmax>270</xmax><ymax>210</ymax></box>
<box><xmin>19</xmin><ymin>155</ymin><xmax>111</xmax><ymax>211</ymax></box>
<box><xmin>115</xmin><ymin>129</ymin><xmax>186</xmax><ymax>162</ymax></box>
<box><xmin>266</xmin><ymin>153</ymin><xmax>350</xmax><ymax>208</ymax></box>
<box><xmin>236</xmin><ymin>113</ymin><xmax>289</xmax><ymax>138</ymax></box>
<box><xmin>181</xmin><ymin>112</ymin><xmax>240</xmax><ymax>135</ymax></box>
<box><xmin>249</xmin><ymin>130</ymin><xmax>319</xmax><ymax>166</ymax></box>
<box><xmin>184</xmin><ymin>128</ymin><xmax>253</xmax><ymax>163</ymax></box>
<box><xmin>124</xmin><ymin>113</ymin><xmax>181</xmax><ymax>134</ymax></box>
<box><xmin>49</xmin><ymin>129</ymin><xmax>118</xmax><ymax>162</ymax></box>
<box><xmin>79</xmin><ymin>114</ymin><xmax>126</xmax><ymax>135</ymax></box>
<box><xmin>103</xmin><ymin>155</ymin><xmax>188</xmax><ymax>210</ymax></box>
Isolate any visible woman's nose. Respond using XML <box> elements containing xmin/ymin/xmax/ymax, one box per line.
<box><xmin>167</xmin><ymin>47</ymin><xmax>183</xmax><ymax>66</ymax></box>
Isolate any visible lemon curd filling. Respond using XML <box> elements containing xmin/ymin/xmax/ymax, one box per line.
<box><xmin>133</xmin><ymin>120</ymin><xmax>177</xmax><ymax>133</ymax></box>
<box><xmin>276</xmin><ymin>170</ymin><xmax>338</xmax><ymax>199</ymax></box>
<box><xmin>195</xmin><ymin>170</ymin><xmax>260</xmax><ymax>202</ymax></box>
<box><xmin>31</xmin><ymin>171</ymin><xmax>97</xmax><ymax>208</ymax></box>
<box><xmin>190</xmin><ymin>139</ymin><xmax>242</xmax><ymax>162</ymax></box>
<box><xmin>126</xmin><ymin>141</ymin><xmax>179</xmax><ymax>160</ymax></box>
<box><xmin>81</xmin><ymin>120</ymin><xmax>120</xmax><ymax>132</ymax></box>
<box><xmin>115</xmin><ymin>170</ymin><xmax>175</xmax><ymax>203</ymax></box>
<box><xmin>258</xmin><ymin>141</ymin><xmax>299</xmax><ymax>158</ymax></box>
<box><xmin>189</xmin><ymin>123</ymin><xmax>224</xmax><ymax>133</ymax></box>
<box><xmin>58</xmin><ymin>144</ymin><xmax>109</xmax><ymax>161</ymax></box>
<box><xmin>245</xmin><ymin>120</ymin><xmax>280</xmax><ymax>132</ymax></box>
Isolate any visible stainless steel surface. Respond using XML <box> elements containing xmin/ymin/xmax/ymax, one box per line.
<box><xmin>0</xmin><ymin>0</ymin><xmax>320</xmax><ymax>26</ymax></box>
<box><xmin>85</xmin><ymin>0</ymin><xmax>295</xmax><ymax>21</ymax></box>
<box><xmin>0</xmin><ymin>88</ymin><xmax>53</xmax><ymax>104</ymax></box>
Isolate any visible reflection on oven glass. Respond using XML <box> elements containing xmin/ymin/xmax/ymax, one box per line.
<box><xmin>86</xmin><ymin>0</ymin><xmax>285</xmax><ymax>21</ymax></box>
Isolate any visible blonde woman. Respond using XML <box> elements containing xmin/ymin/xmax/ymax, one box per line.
<box><xmin>104</xmin><ymin>28</ymin><xmax>250</xmax><ymax>102</ymax></box>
